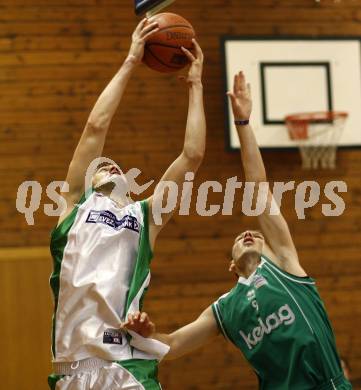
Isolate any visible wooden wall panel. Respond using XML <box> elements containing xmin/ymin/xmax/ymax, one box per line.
<box><xmin>0</xmin><ymin>0</ymin><xmax>361</xmax><ymax>388</ymax></box>
<box><xmin>0</xmin><ymin>249</ymin><xmax>53</xmax><ymax>390</ymax></box>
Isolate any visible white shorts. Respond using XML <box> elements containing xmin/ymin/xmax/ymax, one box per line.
<box><xmin>55</xmin><ymin>363</ymin><xmax>145</xmax><ymax>390</ymax></box>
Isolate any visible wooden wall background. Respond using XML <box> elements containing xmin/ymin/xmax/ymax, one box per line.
<box><xmin>0</xmin><ymin>0</ymin><xmax>360</xmax><ymax>388</ymax></box>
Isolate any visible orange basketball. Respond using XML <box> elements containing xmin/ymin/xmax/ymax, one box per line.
<box><xmin>143</xmin><ymin>13</ymin><xmax>196</xmax><ymax>73</ymax></box>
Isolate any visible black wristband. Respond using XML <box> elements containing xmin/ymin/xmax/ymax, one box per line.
<box><xmin>234</xmin><ymin>119</ymin><xmax>250</xmax><ymax>126</ymax></box>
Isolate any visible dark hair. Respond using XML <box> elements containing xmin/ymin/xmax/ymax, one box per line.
<box><xmin>95</xmin><ymin>162</ymin><xmax>112</xmax><ymax>171</ymax></box>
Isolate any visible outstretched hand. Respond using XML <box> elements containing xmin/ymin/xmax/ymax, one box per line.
<box><xmin>127</xmin><ymin>18</ymin><xmax>159</xmax><ymax>66</ymax></box>
<box><xmin>120</xmin><ymin>312</ymin><xmax>156</xmax><ymax>338</ymax></box>
<box><xmin>227</xmin><ymin>71</ymin><xmax>252</xmax><ymax>121</ymax></box>
<box><xmin>179</xmin><ymin>39</ymin><xmax>204</xmax><ymax>86</ymax></box>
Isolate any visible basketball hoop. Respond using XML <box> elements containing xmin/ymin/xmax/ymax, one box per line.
<box><xmin>285</xmin><ymin>111</ymin><xmax>348</xmax><ymax>169</ymax></box>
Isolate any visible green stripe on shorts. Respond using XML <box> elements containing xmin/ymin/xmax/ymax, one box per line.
<box><xmin>116</xmin><ymin>359</ymin><xmax>161</xmax><ymax>390</ymax></box>
<box><xmin>48</xmin><ymin>373</ymin><xmax>64</xmax><ymax>390</ymax></box>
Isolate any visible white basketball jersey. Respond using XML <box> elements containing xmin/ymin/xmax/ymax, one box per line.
<box><xmin>50</xmin><ymin>190</ymin><xmax>154</xmax><ymax>363</ymax></box>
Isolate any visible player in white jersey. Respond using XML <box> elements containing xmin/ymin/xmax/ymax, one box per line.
<box><xmin>48</xmin><ymin>19</ymin><xmax>206</xmax><ymax>390</ymax></box>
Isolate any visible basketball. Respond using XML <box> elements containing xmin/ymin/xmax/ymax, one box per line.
<box><xmin>143</xmin><ymin>13</ymin><xmax>196</xmax><ymax>73</ymax></box>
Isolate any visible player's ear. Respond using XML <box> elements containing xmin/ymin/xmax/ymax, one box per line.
<box><xmin>229</xmin><ymin>260</ymin><xmax>236</xmax><ymax>272</ymax></box>
<box><xmin>229</xmin><ymin>259</ymin><xmax>242</xmax><ymax>278</ymax></box>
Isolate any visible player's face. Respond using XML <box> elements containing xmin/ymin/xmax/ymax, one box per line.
<box><xmin>92</xmin><ymin>163</ymin><xmax>122</xmax><ymax>188</ymax></box>
<box><xmin>232</xmin><ymin>230</ymin><xmax>264</xmax><ymax>264</ymax></box>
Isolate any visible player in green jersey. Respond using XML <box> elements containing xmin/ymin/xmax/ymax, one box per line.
<box><xmin>122</xmin><ymin>72</ymin><xmax>352</xmax><ymax>390</ymax></box>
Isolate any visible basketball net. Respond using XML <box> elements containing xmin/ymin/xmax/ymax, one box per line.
<box><xmin>285</xmin><ymin>112</ymin><xmax>348</xmax><ymax>169</ymax></box>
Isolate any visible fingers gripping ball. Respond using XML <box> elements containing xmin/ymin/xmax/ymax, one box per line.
<box><xmin>143</xmin><ymin>13</ymin><xmax>196</xmax><ymax>73</ymax></box>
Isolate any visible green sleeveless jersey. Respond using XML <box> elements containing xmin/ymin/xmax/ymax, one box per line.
<box><xmin>212</xmin><ymin>256</ymin><xmax>352</xmax><ymax>390</ymax></box>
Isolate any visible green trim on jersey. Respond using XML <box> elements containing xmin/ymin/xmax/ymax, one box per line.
<box><xmin>49</xmin><ymin>189</ymin><xmax>91</xmax><ymax>358</ymax></box>
<box><xmin>125</xmin><ymin>200</ymin><xmax>153</xmax><ymax>315</ymax></box>
<box><xmin>117</xmin><ymin>359</ymin><xmax>161</xmax><ymax>390</ymax></box>
<box><xmin>212</xmin><ymin>296</ymin><xmax>233</xmax><ymax>342</ymax></box>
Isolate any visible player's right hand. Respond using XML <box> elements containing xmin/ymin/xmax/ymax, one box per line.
<box><xmin>127</xmin><ymin>19</ymin><xmax>159</xmax><ymax>66</ymax></box>
<box><xmin>120</xmin><ymin>311</ymin><xmax>156</xmax><ymax>338</ymax></box>
<box><xmin>179</xmin><ymin>39</ymin><xmax>204</xmax><ymax>86</ymax></box>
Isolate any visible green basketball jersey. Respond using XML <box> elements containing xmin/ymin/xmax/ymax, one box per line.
<box><xmin>212</xmin><ymin>256</ymin><xmax>352</xmax><ymax>390</ymax></box>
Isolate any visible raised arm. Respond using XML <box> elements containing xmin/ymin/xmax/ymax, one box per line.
<box><xmin>123</xmin><ymin>307</ymin><xmax>219</xmax><ymax>361</ymax></box>
<box><xmin>148</xmin><ymin>40</ymin><xmax>206</xmax><ymax>248</ymax></box>
<box><xmin>59</xmin><ymin>19</ymin><xmax>159</xmax><ymax>222</ymax></box>
<box><xmin>227</xmin><ymin>71</ymin><xmax>306</xmax><ymax>276</ymax></box>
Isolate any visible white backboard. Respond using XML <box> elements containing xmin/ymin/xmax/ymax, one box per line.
<box><xmin>223</xmin><ymin>37</ymin><xmax>361</xmax><ymax>149</ymax></box>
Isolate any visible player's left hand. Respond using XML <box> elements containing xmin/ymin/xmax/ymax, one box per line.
<box><xmin>227</xmin><ymin>71</ymin><xmax>252</xmax><ymax>121</ymax></box>
<box><xmin>120</xmin><ymin>311</ymin><xmax>156</xmax><ymax>338</ymax></box>
<box><xmin>179</xmin><ymin>39</ymin><xmax>204</xmax><ymax>86</ymax></box>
